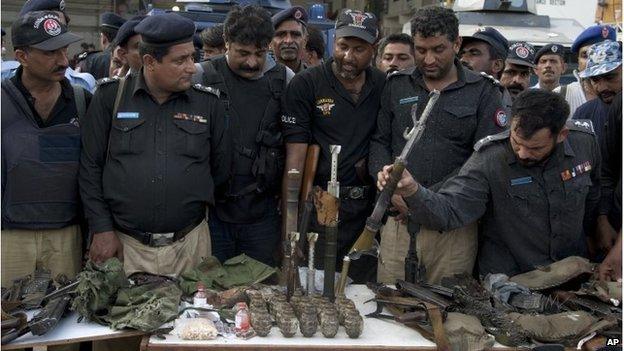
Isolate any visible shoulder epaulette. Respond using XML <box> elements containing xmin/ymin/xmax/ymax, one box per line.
<box><xmin>96</xmin><ymin>76</ymin><xmax>120</xmax><ymax>86</ymax></box>
<box><xmin>474</xmin><ymin>130</ymin><xmax>510</xmax><ymax>151</ymax></box>
<box><xmin>479</xmin><ymin>71</ymin><xmax>501</xmax><ymax>86</ymax></box>
<box><xmin>192</xmin><ymin>83</ymin><xmax>220</xmax><ymax>97</ymax></box>
<box><xmin>567</xmin><ymin>119</ymin><xmax>595</xmax><ymax>134</ymax></box>
<box><xmin>388</xmin><ymin>67</ymin><xmax>415</xmax><ymax>79</ymax></box>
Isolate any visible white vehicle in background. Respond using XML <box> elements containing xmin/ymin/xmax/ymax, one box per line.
<box><xmin>402</xmin><ymin>0</ymin><xmax>603</xmax><ymax>84</ymax></box>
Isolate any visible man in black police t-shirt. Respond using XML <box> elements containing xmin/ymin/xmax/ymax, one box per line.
<box><xmin>196</xmin><ymin>6</ymin><xmax>291</xmax><ymax>267</ymax></box>
<box><xmin>281</xmin><ymin>9</ymin><xmax>386</xmax><ymax>282</ymax></box>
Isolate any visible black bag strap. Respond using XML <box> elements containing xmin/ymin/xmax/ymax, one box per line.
<box><xmin>559</xmin><ymin>84</ymin><xmax>568</xmax><ymax>98</ymax></box>
<box><xmin>106</xmin><ymin>77</ymin><xmax>127</xmax><ymax>163</ymax></box>
<box><xmin>71</xmin><ymin>84</ymin><xmax>86</xmax><ymax>120</ymax></box>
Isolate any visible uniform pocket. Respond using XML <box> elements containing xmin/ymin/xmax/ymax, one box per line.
<box><xmin>173</xmin><ymin>119</ymin><xmax>209</xmax><ymax>158</ymax></box>
<box><xmin>110</xmin><ymin>119</ymin><xmax>146</xmax><ymax>155</ymax></box>
<box><xmin>564</xmin><ymin>175</ymin><xmax>591</xmax><ymax>211</ymax></box>
<box><xmin>441</xmin><ymin>105</ymin><xmax>477</xmax><ymax>141</ymax></box>
<box><xmin>508</xmin><ymin>185</ymin><xmax>542</xmax><ymax>217</ymax></box>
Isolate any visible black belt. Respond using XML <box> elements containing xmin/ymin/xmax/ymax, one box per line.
<box><xmin>339</xmin><ymin>186</ymin><xmax>371</xmax><ymax>201</ymax></box>
<box><xmin>114</xmin><ymin>217</ymin><xmax>203</xmax><ymax>247</ymax></box>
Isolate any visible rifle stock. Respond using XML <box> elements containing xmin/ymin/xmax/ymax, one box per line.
<box><xmin>300</xmin><ymin>145</ymin><xmax>320</xmax><ymax>204</ymax></box>
<box><xmin>349</xmin><ymin>160</ymin><xmax>405</xmax><ymax>254</ymax></box>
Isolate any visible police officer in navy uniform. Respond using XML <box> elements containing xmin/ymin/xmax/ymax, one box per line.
<box><xmin>79</xmin><ymin>13</ymin><xmax>230</xmax><ymax>277</ymax></box>
<box><xmin>500</xmin><ymin>42</ymin><xmax>536</xmax><ymax>101</ymax></box>
<box><xmin>377</xmin><ymin>89</ymin><xmax>601</xmax><ymax>277</ymax></box>
<box><xmin>369</xmin><ymin>6</ymin><xmax>506</xmax><ymax>285</ymax></box>
<box><xmin>195</xmin><ymin>6</ymin><xmax>290</xmax><ymax>267</ymax></box>
<box><xmin>282</xmin><ymin>9</ymin><xmax>386</xmax><ymax>282</ymax></box>
<box><xmin>1</xmin><ymin>11</ymin><xmax>89</xmax><ymax>287</ymax></box>
<box><xmin>77</xmin><ymin>12</ymin><xmax>126</xmax><ymax>80</ymax></box>
<box><xmin>271</xmin><ymin>6</ymin><xmax>308</xmax><ymax>74</ymax></box>
<box><xmin>532</xmin><ymin>44</ymin><xmax>566</xmax><ymax>91</ymax></box>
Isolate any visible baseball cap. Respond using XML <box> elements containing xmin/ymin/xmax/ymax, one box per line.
<box><xmin>579</xmin><ymin>40</ymin><xmax>622</xmax><ymax>78</ymax></box>
<box><xmin>272</xmin><ymin>6</ymin><xmax>308</xmax><ymax>29</ymax></box>
<box><xmin>334</xmin><ymin>9</ymin><xmax>378</xmax><ymax>44</ymax></box>
<box><xmin>507</xmin><ymin>42</ymin><xmax>536</xmax><ymax>68</ymax></box>
<box><xmin>19</xmin><ymin>0</ymin><xmax>69</xmax><ymax>23</ymax></box>
<box><xmin>571</xmin><ymin>25</ymin><xmax>617</xmax><ymax>54</ymax></box>
<box><xmin>534</xmin><ymin>44</ymin><xmax>564</xmax><ymax>63</ymax></box>
<box><xmin>462</xmin><ymin>27</ymin><xmax>509</xmax><ymax>60</ymax></box>
<box><xmin>11</xmin><ymin>11</ymin><xmax>81</xmax><ymax>51</ymax></box>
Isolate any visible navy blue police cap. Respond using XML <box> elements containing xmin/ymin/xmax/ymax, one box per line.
<box><xmin>101</xmin><ymin>12</ymin><xmax>126</xmax><ymax>30</ymax></box>
<box><xmin>19</xmin><ymin>0</ymin><xmax>69</xmax><ymax>22</ymax></box>
<box><xmin>272</xmin><ymin>6</ymin><xmax>308</xmax><ymax>29</ymax></box>
<box><xmin>534</xmin><ymin>43</ymin><xmax>564</xmax><ymax>63</ymax></box>
<box><xmin>113</xmin><ymin>16</ymin><xmax>145</xmax><ymax>47</ymax></box>
<box><xmin>462</xmin><ymin>27</ymin><xmax>509</xmax><ymax>60</ymax></box>
<box><xmin>571</xmin><ymin>25</ymin><xmax>617</xmax><ymax>54</ymax></box>
<box><xmin>134</xmin><ymin>13</ymin><xmax>196</xmax><ymax>47</ymax></box>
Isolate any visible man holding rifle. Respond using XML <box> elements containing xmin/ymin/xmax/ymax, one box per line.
<box><xmin>377</xmin><ymin>89</ymin><xmax>600</xmax><ymax>277</ymax></box>
<box><xmin>369</xmin><ymin>6</ymin><xmax>505</xmax><ymax>284</ymax></box>
<box><xmin>282</xmin><ymin>9</ymin><xmax>385</xmax><ymax>283</ymax></box>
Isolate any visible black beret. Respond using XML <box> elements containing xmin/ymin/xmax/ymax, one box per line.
<box><xmin>272</xmin><ymin>6</ymin><xmax>308</xmax><ymax>29</ymax></box>
<box><xmin>19</xmin><ymin>0</ymin><xmax>69</xmax><ymax>22</ymax></box>
<box><xmin>113</xmin><ymin>17</ymin><xmax>144</xmax><ymax>47</ymax></box>
<box><xmin>534</xmin><ymin>44</ymin><xmax>565</xmax><ymax>63</ymax></box>
<box><xmin>135</xmin><ymin>13</ymin><xmax>196</xmax><ymax>47</ymax></box>
<box><xmin>101</xmin><ymin>12</ymin><xmax>126</xmax><ymax>30</ymax></box>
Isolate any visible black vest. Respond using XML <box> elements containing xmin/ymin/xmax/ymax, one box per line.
<box><xmin>194</xmin><ymin>56</ymin><xmax>286</xmax><ymax>222</ymax></box>
<box><xmin>1</xmin><ymin>80</ymin><xmax>81</xmax><ymax>229</ymax></box>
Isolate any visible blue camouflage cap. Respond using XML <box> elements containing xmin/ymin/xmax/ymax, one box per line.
<box><xmin>579</xmin><ymin>40</ymin><xmax>622</xmax><ymax>78</ymax></box>
<box><xmin>571</xmin><ymin>25</ymin><xmax>616</xmax><ymax>54</ymax></box>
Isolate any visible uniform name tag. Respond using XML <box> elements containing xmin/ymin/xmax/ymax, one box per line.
<box><xmin>399</xmin><ymin>96</ymin><xmax>419</xmax><ymax>105</ymax></box>
<box><xmin>173</xmin><ymin>112</ymin><xmax>207</xmax><ymax>124</ymax></box>
<box><xmin>510</xmin><ymin>176</ymin><xmax>532</xmax><ymax>186</ymax></box>
<box><xmin>117</xmin><ymin>112</ymin><xmax>139</xmax><ymax>119</ymax></box>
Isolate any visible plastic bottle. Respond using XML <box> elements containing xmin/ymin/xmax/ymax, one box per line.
<box><xmin>234</xmin><ymin>302</ymin><xmax>250</xmax><ymax>333</ymax></box>
<box><xmin>193</xmin><ymin>282</ymin><xmax>207</xmax><ymax>307</ymax></box>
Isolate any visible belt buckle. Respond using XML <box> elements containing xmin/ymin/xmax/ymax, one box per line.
<box><xmin>349</xmin><ymin>187</ymin><xmax>364</xmax><ymax>200</ymax></box>
<box><xmin>148</xmin><ymin>232</ymin><xmax>175</xmax><ymax>247</ymax></box>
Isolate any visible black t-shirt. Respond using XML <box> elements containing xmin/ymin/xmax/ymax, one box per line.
<box><xmin>11</xmin><ymin>67</ymin><xmax>92</xmax><ymax>128</ymax></box>
<box><xmin>282</xmin><ymin>58</ymin><xmax>386</xmax><ymax>186</ymax></box>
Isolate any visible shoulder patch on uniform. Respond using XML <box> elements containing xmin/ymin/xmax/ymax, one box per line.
<box><xmin>192</xmin><ymin>83</ymin><xmax>220</xmax><ymax>97</ymax></box>
<box><xmin>96</xmin><ymin>76</ymin><xmax>119</xmax><ymax>86</ymax></box>
<box><xmin>480</xmin><ymin>71</ymin><xmax>501</xmax><ymax>86</ymax></box>
<box><xmin>567</xmin><ymin>119</ymin><xmax>595</xmax><ymax>134</ymax></box>
<box><xmin>493</xmin><ymin>108</ymin><xmax>508</xmax><ymax>128</ymax></box>
<box><xmin>474</xmin><ymin>130</ymin><xmax>510</xmax><ymax>151</ymax></box>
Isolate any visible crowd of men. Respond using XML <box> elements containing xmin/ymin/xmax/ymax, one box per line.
<box><xmin>1</xmin><ymin>0</ymin><xmax>622</xmax><ymax>320</ymax></box>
